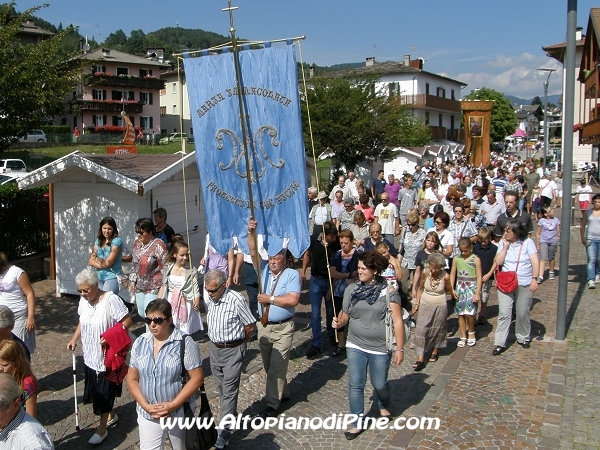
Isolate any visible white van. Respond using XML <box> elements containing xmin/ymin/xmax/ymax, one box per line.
<box><xmin>18</xmin><ymin>130</ymin><xmax>46</xmax><ymax>143</ymax></box>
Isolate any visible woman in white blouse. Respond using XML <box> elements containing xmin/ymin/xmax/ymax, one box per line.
<box><xmin>492</xmin><ymin>220</ymin><xmax>539</xmax><ymax>356</ymax></box>
<box><xmin>67</xmin><ymin>268</ymin><xmax>132</xmax><ymax>445</ymax></box>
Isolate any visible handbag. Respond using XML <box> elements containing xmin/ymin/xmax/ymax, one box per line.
<box><xmin>384</xmin><ymin>287</ymin><xmax>411</xmax><ymax>354</ymax></box>
<box><xmin>110</xmin><ymin>268</ymin><xmax>135</xmax><ymax>310</ymax></box>
<box><xmin>180</xmin><ymin>336</ymin><xmax>218</xmax><ymax>450</ymax></box>
<box><xmin>495</xmin><ymin>244</ymin><xmax>523</xmax><ymax>294</ymax></box>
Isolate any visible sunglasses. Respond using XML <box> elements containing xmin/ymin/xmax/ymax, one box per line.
<box><xmin>144</xmin><ymin>316</ymin><xmax>169</xmax><ymax>325</ymax></box>
<box><xmin>77</xmin><ymin>286</ymin><xmax>96</xmax><ymax>294</ymax></box>
<box><xmin>205</xmin><ymin>282</ymin><xmax>225</xmax><ymax>294</ymax></box>
<box><xmin>435</xmin><ymin>221</ymin><xmax>444</xmax><ymax>224</ymax></box>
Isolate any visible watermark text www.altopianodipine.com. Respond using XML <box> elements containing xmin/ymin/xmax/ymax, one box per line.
<box><xmin>161</xmin><ymin>413</ymin><xmax>440</xmax><ymax>432</ymax></box>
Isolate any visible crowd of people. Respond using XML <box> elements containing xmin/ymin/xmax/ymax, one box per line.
<box><xmin>1</xmin><ymin>154</ymin><xmax>599</xmax><ymax>448</ymax></box>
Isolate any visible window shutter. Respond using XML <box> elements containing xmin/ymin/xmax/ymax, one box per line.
<box><xmin>103</xmin><ymin>90</ymin><xmax>106</xmax><ymax>100</ymax></box>
<box><xmin>103</xmin><ymin>115</ymin><xmax>107</xmax><ymax>126</ymax></box>
<box><xmin>149</xmin><ymin>117</ymin><xmax>153</xmax><ymax>129</ymax></box>
<box><xmin>149</xmin><ymin>93</ymin><xmax>153</xmax><ymax>105</ymax></box>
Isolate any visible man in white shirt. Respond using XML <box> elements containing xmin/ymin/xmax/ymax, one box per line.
<box><xmin>329</xmin><ymin>175</ymin><xmax>349</xmax><ymax>202</ymax></box>
<box><xmin>374</xmin><ymin>193</ymin><xmax>400</xmax><ymax>242</ymax></box>
<box><xmin>481</xmin><ymin>191</ymin><xmax>505</xmax><ymax>228</ymax></box>
<box><xmin>0</xmin><ymin>373</ymin><xmax>54</xmax><ymax>449</ymax></box>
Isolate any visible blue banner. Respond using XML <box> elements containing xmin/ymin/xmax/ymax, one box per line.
<box><xmin>184</xmin><ymin>44</ymin><xmax>309</xmax><ymax>258</ymax></box>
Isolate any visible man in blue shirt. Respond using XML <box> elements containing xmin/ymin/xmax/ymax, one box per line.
<box><xmin>248</xmin><ymin>220</ymin><xmax>301</xmax><ymax>419</ymax></box>
<box><xmin>371</xmin><ymin>170</ymin><xmax>386</xmax><ymax>205</ymax></box>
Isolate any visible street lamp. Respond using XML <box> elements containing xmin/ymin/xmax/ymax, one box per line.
<box><xmin>537</xmin><ymin>67</ymin><xmax>557</xmax><ymax>173</ymax></box>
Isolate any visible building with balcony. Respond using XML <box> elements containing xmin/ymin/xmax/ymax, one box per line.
<box><xmin>159</xmin><ymin>68</ymin><xmax>193</xmax><ymax>138</ymax></box>
<box><xmin>65</xmin><ymin>48</ymin><xmax>168</xmax><ymax>135</ymax></box>
<box><xmin>544</xmin><ymin>25</ymin><xmax>590</xmax><ymax>169</ymax></box>
<box><xmin>328</xmin><ymin>56</ymin><xmax>467</xmax><ymax>142</ymax></box>
<box><xmin>16</xmin><ymin>19</ymin><xmax>54</xmax><ymax>45</ymax></box>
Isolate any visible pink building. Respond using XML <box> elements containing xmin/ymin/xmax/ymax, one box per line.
<box><xmin>70</xmin><ymin>48</ymin><xmax>168</xmax><ymax>136</ymax></box>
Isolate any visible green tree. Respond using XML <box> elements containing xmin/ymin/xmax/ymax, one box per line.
<box><xmin>301</xmin><ymin>74</ymin><xmax>430</xmax><ymax>170</ymax></box>
<box><xmin>531</xmin><ymin>96</ymin><xmax>542</xmax><ymax>106</ymax></box>
<box><xmin>463</xmin><ymin>87</ymin><xmax>518</xmax><ymax>142</ymax></box>
<box><xmin>0</xmin><ymin>2</ymin><xmax>86</xmax><ymax>149</ymax></box>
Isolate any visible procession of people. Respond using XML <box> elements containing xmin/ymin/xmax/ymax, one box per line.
<box><xmin>1</xmin><ymin>150</ymin><xmax>595</xmax><ymax>449</ymax></box>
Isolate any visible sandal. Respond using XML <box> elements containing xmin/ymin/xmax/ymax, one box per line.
<box><xmin>331</xmin><ymin>347</ymin><xmax>346</xmax><ymax>357</ymax></box>
<box><xmin>457</xmin><ymin>338</ymin><xmax>467</xmax><ymax>348</ymax></box>
<box><xmin>429</xmin><ymin>353</ymin><xmax>439</xmax><ymax>362</ymax></box>
<box><xmin>467</xmin><ymin>331</ymin><xmax>476</xmax><ymax>347</ymax></box>
<box><xmin>412</xmin><ymin>360</ymin><xmax>425</xmax><ymax>371</ymax></box>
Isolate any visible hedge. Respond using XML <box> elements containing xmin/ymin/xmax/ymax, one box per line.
<box><xmin>0</xmin><ymin>184</ymin><xmax>50</xmax><ymax>260</ymax></box>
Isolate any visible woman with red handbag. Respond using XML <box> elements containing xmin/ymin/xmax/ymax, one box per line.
<box><xmin>492</xmin><ymin>220</ymin><xmax>539</xmax><ymax>356</ymax></box>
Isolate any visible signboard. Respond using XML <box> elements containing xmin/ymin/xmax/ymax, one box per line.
<box><xmin>106</xmin><ymin>145</ymin><xmax>137</xmax><ymax>154</ymax></box>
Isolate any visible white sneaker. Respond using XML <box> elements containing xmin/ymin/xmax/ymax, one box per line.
<box><xmin>596</xmin><ymin>274</ymin><xmax>600</xmax><ymax>282</ymax></box>
<box><xmin>589</xmin><ymin>280</ymin><xmax>596</xmax><ymax>289</ymax></box>
<box><xmin>548</xmin><ymin>272</ymin><xmax>555</xmax><ymax>280</ymax></box>
<box><xmin>215</xmin><ymin>436</ymin><xmax>229</xmax><ymax>449</ymax></box>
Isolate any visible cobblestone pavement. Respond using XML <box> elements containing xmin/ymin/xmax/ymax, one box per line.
<box><xmin>30</xmin><ymin>225</ymin><xmax>596</xmax><ymax>449</ymax></box>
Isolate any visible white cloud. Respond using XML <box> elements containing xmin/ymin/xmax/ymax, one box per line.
<box><xmin>440</xmin><ymin>53</ymin><xmax>562</xmax><ymax>98</ymax></box>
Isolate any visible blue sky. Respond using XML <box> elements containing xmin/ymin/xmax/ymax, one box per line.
<box><xmin>14</xmin><ymin>0</ymin><xmax>598</xmax><ymax>98</ymax></box>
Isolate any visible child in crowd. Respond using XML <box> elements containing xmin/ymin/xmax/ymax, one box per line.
<box><xmin>376</xmin><ymin>241</ymin><xmax>403</xmax><ymax>290</ymax></box>
<box><xmin>0</xmin><ymin>339</ymin><xmax>38</xmax><ymax>417</ymax></box>
<box><xmin>412</xmin><ymin>231</ymin><xmax>443</xmax><ymax>301</ymax></box>
<box><xmin>472</xmin><ymin>227</ymin><xmax>498</xmax><ymax>325</ymax></box>
<box><xmin>531</xmin><ymin>182</ymin><xmax>542</xmax><ymax>220</ymax></box>
<box><xmin>450</xmin><ymin>238</ymin><xmax>482</xmax><ymax>347</ymax></box>
<box><xmin>536</xmin><ymin>206</ymin><xmax>561</xmax><ymax>283</ymax></box>
<box><xmin>576</xmin><ymin>177</ymin><xmax>593</xmax><ymax>212</ymax></box>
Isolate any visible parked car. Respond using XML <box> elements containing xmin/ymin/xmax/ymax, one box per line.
<box><xmin>159</xmin><ymin>132</ymin><xmax>188</xmax><ymax>144</ymax></box>
<box><xmin>18</xmin><ymin>130</ymin><xmax>46</xmax><ymax>143</ymax></box>
<box><xmin>0</xmin><ymin>173</ymin><xmax>20</xmax><ymax>186</ymax></box>
<box><xmin>0</xmin><ymin>159</ymin><xmax>27</xmax><ymax>174</ymax></box>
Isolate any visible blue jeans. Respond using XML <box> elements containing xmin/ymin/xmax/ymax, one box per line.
<box><xmin>309</xmin><ymin>276</ymin><xmax>334</xmax><ymax>348</ymax></box>
<box><xmin>98</xmin><ymin>277</ymin><xmax>119</xmax><ymax>295</ymax></box>
<box><xmin>586</xmin><ymin>239</ymin><xmax>600</xmax><ymax>281</ymax></box>
<box><xmin>346</xmin><ymin>347</ymin><xmax>391</xmax><ymax>427</ymax></box>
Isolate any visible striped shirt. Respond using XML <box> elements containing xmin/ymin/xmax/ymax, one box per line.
<box><xmin>78</xmin><ymin>293</ymin><xmax>128</xmax><ymax>372</ymax></box>
<box><xmin>0</xmin><ymin>409</ymin><xmax>54</xmax><ymax>449</ymax></box>
<box><xmin>206</xmin><ymin>289</ymin><xmax>256</xmax><ymax>343</ymax></box>
<box><xmin>129</xmin><ymin>328</ymin><xmax>202</xmax><ymax>420</ymax></box>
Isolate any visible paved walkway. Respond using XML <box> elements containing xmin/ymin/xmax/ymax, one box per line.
<box><xmin>30</xmin><ymin>224</ymin><xmax>597</xmax><ymax>449</ymax></box>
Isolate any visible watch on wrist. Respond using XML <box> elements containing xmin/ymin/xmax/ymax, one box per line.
<box><xmin>270</xmin><ymin>295</ymin><xmax>275</xmax><ymax>305</ymax></box>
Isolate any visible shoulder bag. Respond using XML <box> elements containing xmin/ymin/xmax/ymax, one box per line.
<box><xmin>180</xmin><ymin>336</ymin><xmax>217</xmax><ymax>450</ymax></box>
<box><xmin>260</xmin><ymin>269</ymin><xmax>286</xmax><ymax>327</ymax></box>
<box><xmin>495</xmin><ymin>243</ymin><xmax>523</xmax><ymax>294</ymax></box>
<box><xmin>384</xmin><ymin>287</ymin><xmax>411</xmax><ymax>354</ymax></box>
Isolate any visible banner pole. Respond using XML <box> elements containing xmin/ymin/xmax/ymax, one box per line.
<box><xmin>224</xmin><ymin>1</ymin><xmax>264</xmax><ymax>300</ymax></box>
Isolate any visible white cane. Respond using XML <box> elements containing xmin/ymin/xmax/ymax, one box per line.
<box><xmin>72</xmin><ymin>352</ymin><xmax>80</xmax><ymax>431</ymax></box>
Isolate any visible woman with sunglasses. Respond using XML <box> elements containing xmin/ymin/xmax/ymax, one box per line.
<box><xmin>350</xmin><ymin>211</ymin><xmax>369</xmax><ymax>251</ymax></box>
<box><xmin>129</xmin><ymin>218</ymin><xmax>168</xmax><ymax>319</ymax></box>
<box><xmin>338</xmin><ymin>198</ymin><xmax>358</xmax><ymax>231</ymax></box>
<box><xmin>397</xmin><ymin>210</ymin><xmax>426</xmax><ymax>296</ymax></box>
<box><xmin>67</xmin><ymin>268</ymin><xmax>132</xmax><ymax>445</ymax></box>
<box><xmin>127</xmin><ymin>299</ymin><xmax>203</xmax><ymax>449</ymax></box>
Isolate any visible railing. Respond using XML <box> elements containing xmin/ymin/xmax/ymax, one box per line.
<box><xmin>72</xmin><ymin>100</ymin><xmax>144</xmax><ymax>113</ymax></box>
<box><xmin>85</xmin><ymin>75</ymin><xmax>165</xmax><ymax>90</ymax></box>
<box><xmin>397</xmin><ymin>94</ymin><xmax>461</xmax><ymax>112</ymax></box>
<box><xmin>428</xmin><ymin>126</ymin><xmax>447</xmax><ymax>140</ymax></box>
<box><xmin>580</xmin><ymin>118</ymin><xmax>600</xmax><ymax>144</ymax></box>
<box><xmin>584</xmin><ymin>66</ymin><xmax>597</xmax><ymax>98</ymax></box>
